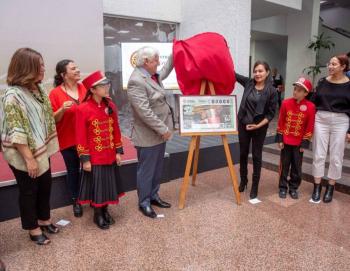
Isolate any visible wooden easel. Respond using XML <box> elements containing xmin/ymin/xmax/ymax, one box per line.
<box><xmin>178</xmin><ymin>80</ymin><xmax>241</xmax><ymax>209</ymax></box>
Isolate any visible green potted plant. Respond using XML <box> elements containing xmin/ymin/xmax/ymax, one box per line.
<box><xmin>303</xmin><ymin>32</ymin><xmax>335</xmax><ymax>85</ymax></box>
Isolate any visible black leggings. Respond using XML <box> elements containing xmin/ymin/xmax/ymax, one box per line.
<box><xmin>10</xmin><ymin>166</ymin><xmax>52</xmax><ymax>230</ymax></box>
<box><xmin>238</xmin><ymin>122</ymin><xmax>268</xmax><ymax>184</ymax></box>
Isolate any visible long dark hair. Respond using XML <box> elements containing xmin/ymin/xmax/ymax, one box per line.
<box><xmin>54</xmin><ymin>59</ymin><xmax>73</xmax><ymax>87</ymax></box>
<box><xmin>83</xmin><ymin>88</ymin><xmax>113</xmax><ymax>115</ymax></box>
<box><xmin>253</xmin><ymin>60</ymin><xmax>272</xmax><ymax>84</ymax></box>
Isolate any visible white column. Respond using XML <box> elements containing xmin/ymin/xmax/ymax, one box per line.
<box><xmin>285</xmin><ymin>0</ymin><xmax>320</xmax><ymax>97</ymax></box>
<box><xmin>179</xmin><ymin>0</ymin><xmax>252</xmax><ymax>106</ymax></box>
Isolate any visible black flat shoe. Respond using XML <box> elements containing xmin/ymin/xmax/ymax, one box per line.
<box><xmin>139</xmin><ymin>205</ymin><xmax>157</xmax><ymax>218</ymax></box>
<box><xmin>151</xmin><ymin>198</ymin><xmax>171</xmax><ymax>208</ymax></box>
<box><xmin>289</xmin><ymin>190</ymin><xmax>299</xmax><ymax>200</ymax></box>
<box><xmin>39</xmin><ymin>224</ymin><xmax>59</xmax><ymax>234</ymax></box>
<box><xmin>279</xmin><ymin>190</ymin><xmax>287</xmax><ymax>199</ymax></box>
<box><xmin>102</xmin><ymin>206</ymin><xmax>115</xmax><ymax>225</ymax></box>
<box><xmin>29</xmin><ymin>233</ymin><xmax>51</xmax><ymax>245</ymax></box>
<box><xmin>73</xmin><ymin>202</ymin><xmax>83</xmax><ymax>218</ymax></box>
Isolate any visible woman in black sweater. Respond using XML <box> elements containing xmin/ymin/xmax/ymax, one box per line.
<box><xmin>311</xmin><ymin>54</ymin><xmax>350</xmax><ymax>203</ymax></box>
<box><xmin>236</xmin><ymin>61</ymin><xmax>277</xmax><ymax>199</ymax></box>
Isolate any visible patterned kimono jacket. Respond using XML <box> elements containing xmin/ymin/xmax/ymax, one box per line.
<box><xmin>0</xmin><ymin>85</ymin><xmax>58</xmax><ymax>176</ymax></box>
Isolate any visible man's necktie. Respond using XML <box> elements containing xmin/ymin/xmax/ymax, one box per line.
<box><xmin>151</xmin><ymin>74</ymin><xmax>159</xmax><ymax>85</ymax></box>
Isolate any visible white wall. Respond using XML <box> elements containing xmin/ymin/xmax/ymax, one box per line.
<box><xmin>319</xmin><ymin>25</ymin><xmax>350</xmax><ymax>66</ymax></box>
<box><xmin>0</xmin><ymin>0</ymin><xmax>104</xmax><ymax>91</ymax></box>
<box><xmin>320</xmin><ymin>7</ymin><xmax>350</xmax><ymax>31</ymax></box>
<box><xmin>252</xmin><ymin>15</ymin><xmax>287</xmax><ymax>36</ymax></box>
<box><xmin>284</xmin><ymin>0</ymin><xmax>320</xmax><ymax>97</ymax></box>
<box><xmin>180</xmin><ymin>0</ymin><xmax>252</xmax><ymax>105</ymax></box>
<box><xmin>253</xmin><ymin>39</ymin><xmax>287</xmax><ymax>80</ymax></box>
<box><xmin>266</xmin><ymin>0</ymin><xmax>302</xmax><ymax>10</ymax></box>
<box><xmin>103</xmin><ymin>0</ymin><xmax>182</xmax><ymax>22</ymax></box>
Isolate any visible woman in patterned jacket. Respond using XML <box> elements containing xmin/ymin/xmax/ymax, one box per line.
<box><xmin>1</xmin><ymin>48</ymin><xmax>59</xmax><ymax>245</ymax></box>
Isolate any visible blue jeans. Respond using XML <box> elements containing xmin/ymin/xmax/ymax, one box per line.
<box><xmin>136</xmin><ymin>143</ymin><xmax>166</xmax><ymax>208</ymax></box>
<box><xmin>61</xmin><ymin>147</ymin><xmax>80</xmax><ymax>200</ymax></box>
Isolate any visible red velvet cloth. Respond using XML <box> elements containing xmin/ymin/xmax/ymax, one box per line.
<box><xmin>173</xmin><ymin>32</ymin><xmax>236</xmax><ymax>95</ymax></box>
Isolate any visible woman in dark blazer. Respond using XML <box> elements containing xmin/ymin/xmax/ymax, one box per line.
<box><xmin>236</xmin><ymin>61</ymin><xmax>277</xmax><ymax>199</ymax></box>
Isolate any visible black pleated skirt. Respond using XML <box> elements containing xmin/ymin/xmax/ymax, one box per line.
<box><xmin>78</xmin><ymin>163</ymin><xmax>125</xmax><ymax>207</ymax></box>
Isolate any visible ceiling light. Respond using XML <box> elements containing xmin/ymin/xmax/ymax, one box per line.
<box><xmin>105</xmin><ymin>36</ymin><xmax>115</xmax><ymax>39</ymax></box>
<box><xmin>118</xmin><ymin>30</ymin><xmax>130</xmax><ymax>34</ymax></box>
<box><xmin>135</xmin><ymin>22</ymin><xmax>143</xmax><ymax>27</ymax></box>
<box><xmin>131</xmin><ymin>38</ymin><xmax>140</xmax><ymax>41</ymax></box>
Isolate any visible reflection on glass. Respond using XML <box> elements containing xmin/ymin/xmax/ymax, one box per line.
<box><xmin>103</xmin><ymin>16</ymin><xmax>177</xmax><ymax>136</ymax></box>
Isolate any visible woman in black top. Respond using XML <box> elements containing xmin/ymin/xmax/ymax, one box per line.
<box><xmin>236</xmin><ymin>61</ymin><xmax>277</xmax><ymax>199</ymax></box>
<box><xmin>311</xmin><ymin>54</ymin><xmax>350</xmax><ymax>203</ymax></box>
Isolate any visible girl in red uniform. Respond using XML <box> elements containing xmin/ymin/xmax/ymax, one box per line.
<box><xmin>76</xmin><ymin>71</ymin><xmax>124</xmax><ymax>230</ymax></box>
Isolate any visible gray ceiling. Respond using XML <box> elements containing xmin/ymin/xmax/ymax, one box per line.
<box><xmin>251</xmin><ymin>0</ymin><xmax>299</xmax><ymax>20</ymax></box>
<box><xmin>321</xmin><ymin>0</ymin><xmax>350</xmax><ymax>9</ymax></box>
<box><xmin>252</xmin><ymin>0</ymin><xmax>350</xmax><ymax>20</ymax></box>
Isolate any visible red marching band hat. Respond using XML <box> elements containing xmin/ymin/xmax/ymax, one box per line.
<box><xmin>293</xmin><ymin>77</ymin><xmax>313</xmax><ymax>92</ymax></box>
<box><xmin>82</xmin><ymin>70</ymin><xmax>110</xmax><ymax>90</ymax></box>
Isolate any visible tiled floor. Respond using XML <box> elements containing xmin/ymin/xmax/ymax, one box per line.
<box><xmin>1</xmin><ymin>166</ymin><xmax>350</xmax><ymax>271</ymax></box>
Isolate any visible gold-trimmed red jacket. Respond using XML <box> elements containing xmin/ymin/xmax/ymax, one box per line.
<box><xmin>76</xmin><ymin>98</ymin><xmax>123</xmax><ymax>165</ymax></box>
<box><xmin>276</xmin><ymin>98</ymin><xmax>316</xmax><ymax>148</ymax></box>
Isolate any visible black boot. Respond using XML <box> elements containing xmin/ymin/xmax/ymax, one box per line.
<box><xmin>323</xmin><ymin>184</ymin><xmax>335</xmax><ymax>203</ymax></box>
<box><xmin>72</xmin><ymin>199</ymin><xmax>83</xmax><ymax>218</ymax></box>
<box><xmin>93</xmin><ymin>207</ymin><xmax>109</xmax><ymax>230</ymax></box>
<box><xmin>102</xmin><ymin>206</ymin><xmax>115</xmax><ymax>225</ymax></box>
<box><xmin>239</xmin><ymin>178</ymin><xmax>248</xmax><ymax>192</ymax></box>
<box><xmin>250</xmin><ymin>180</ymin><xmax>259</xmax><ymax>199</ymax></box>
<box><xmin>311</xmin><ymin>183</ymin><xmax>322</xmax><ymax>202</ymax></box>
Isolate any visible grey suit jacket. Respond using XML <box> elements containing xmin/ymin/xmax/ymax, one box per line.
<box><xmin>127</xmin><ymin>56</ymin><xmax>174</xmax><ymax>147</ymax></box>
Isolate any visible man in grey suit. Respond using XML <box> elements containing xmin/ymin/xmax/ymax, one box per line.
<box><xmin>127</xmin><ymin>46</ymin><xmax>174</xmax><ymax>218</ymax></box>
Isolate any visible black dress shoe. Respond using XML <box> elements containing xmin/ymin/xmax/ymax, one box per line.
<box><xmin>94</xmin><ymin>208</ymin><xmax>109</xmax><ymax>230</ymax></box>
<box><xmin>73</xmin><ymin>202</ymin><xmax>83</xmax><ymax>218</ymax></box>
<box><xmin>139</xmin><ymin>205</ymin><xmax>157</xmax><ymax>218</ymax></box>
<box><xmin>289</xmin><ymin>190</ymin><xmax>299</xmax><ymax>200</ymax></box>
<box><xmin>279</xmin><ymin>189</ymin><xmax>287</xmax><ymax>199</ymax></box>
<box><xmin>151</xmin><ymin>198</ymin><xmax>171</xmax><ymax>208</ymax></box>
<box><xmin>102</xmin><ymin>206</ymin><xmax>115</xmax><ymax>225</ymax></box>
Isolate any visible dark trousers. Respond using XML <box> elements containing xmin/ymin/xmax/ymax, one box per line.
<box><xmin>136</xmin><ymin>142</ymin><xmax>166</xmax><ymax>208</ymax></box>
<box><xmin>279</xmin><ymin>144</ymin><xmax>303</xmax><ymax>191</ymax></box>
<box><xmin>61</xmin><ymin>147</ymin><xmax>80</xmax><ymax>200</ymax></box>
<box><xmin>238</xmin><ymin>122</ymin><xmax>268</xmax><ymax>185</ymax></box>
<box><xmin>277</xmin><ymin>91</ymin><xmax>283</xmax><ymax>108</ymax></box>
<box><xmin>10</xmin><ymin>166</ymin><xmax>52</xmax><ymax>230</ymax></box>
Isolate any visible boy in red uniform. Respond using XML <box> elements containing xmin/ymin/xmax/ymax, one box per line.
<box><xmin>276</xmin><ymin>77</ymin><xmax>316</xmax><ymax>199</ymax></box>
<box><xmin>76</xmin><ymin>71</ymin><xmax>125</xmax><ymax>230</ymax></box>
